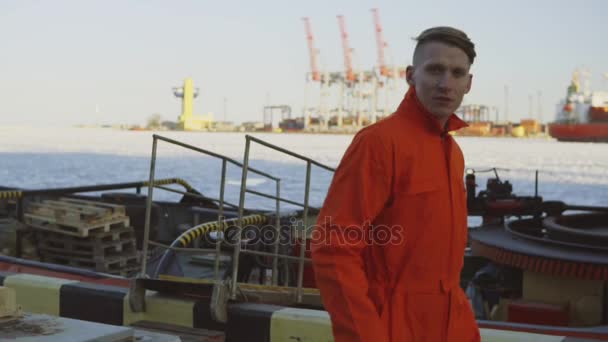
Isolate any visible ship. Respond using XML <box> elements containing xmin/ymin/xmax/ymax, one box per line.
<box><xmin>549</xmin><ymin>71</ymin><xmax>608</xmax><ymax>142</ymax></box>
<box><xmin>0</xmin><ymin>135</ymin><xmax>607</xmax><ymax>341</ymax></box>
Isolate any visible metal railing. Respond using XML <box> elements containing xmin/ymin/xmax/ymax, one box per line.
<box><xmin>141</xmin><ymin>134</ymin><xmax>336</xmax><ymax>304</ymax></box>
<box><xmin>233</xmin><ymin>135</ymin><xmax>335</xmax><ymax>302</ymax></box>
<box><xmin>141</xmin><ymin>135</ymin><xmax>281</xmax><ymax>281</ymax></box>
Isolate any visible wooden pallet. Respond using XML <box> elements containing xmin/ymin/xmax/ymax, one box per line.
<box><xmin>36</xmin><ymin>226</ymin><xmax>135</xmax><ymax>243</ymax></box>
<box><xmin>28</xmin><ymin>198</ymin><xmax>125</xmax><ymax>223</ymax></box>
<box><xmin>40</xmin><ymin>251</ymin><xmax>140</xmax><ymax>273</ymax></box>
<box><xmin>25</xmin><ymin>198</ymin><xmax>129</xmax><ymax>236</ymax></box>
<box><xmin>58</xmin><ymin>197</ymin><xmax>126</xmax><ymax>217</ymax></box>
<box><xmin>24</xmin><ymin>214</ymin><xmax>130</xmax><ymax>238</ymax></box>
<box><xmin>37</xmin><ymin>238</ymin><xmax>137</xmax><ymax>259</ymax></box>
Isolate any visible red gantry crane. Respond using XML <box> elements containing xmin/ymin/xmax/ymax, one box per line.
<box><xmin>371</xmin><ymin>8</ymin><xmax>405</xmax><ymax>79</ymax></box>
<box><xmin>302</xmin><ymin>17</ymin><xmax>321</xmax><ymax>82</ymax></box>
<box><xmin>337</xmin><ymin>15</ymin><xmax>356</xmax><ymax>85</ymax></box>
<box><xmin>371</xmin><ymin>8</ymin><xmax>389</xmax><ymax>78</ymax></box>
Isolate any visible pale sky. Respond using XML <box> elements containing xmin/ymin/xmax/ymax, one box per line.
<box><xmin>1</xmin><ymin>0</ymin><xmax>606</xmax><ymax>126</ymax></box>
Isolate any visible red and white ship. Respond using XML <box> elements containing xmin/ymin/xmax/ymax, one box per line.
<box><xmin>549</xmin><ymin>71</ymin><xmax>608</xmax><ymax>142</ymax></box>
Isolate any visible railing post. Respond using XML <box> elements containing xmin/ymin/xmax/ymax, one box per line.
<box><xmin>214</xmin><ymin>159</ymin><xmax>228</xmax><ymax>282</ymax></box>
<box><xmin>296</xmin><ymin>161</ymin><xmax>312</xmax><ymax>303</ymax></box>
<box><xmin>272</xmin><ymin>180</ymin><xmax>281</xmax><ymax>285</ymax></box>
<box><xmin>141</xmin><ymin>135</ymin><xmax>158</xmax><ymax>276</ymax></box>
<box><xmin>232</xmin><ymin>137</ymin><xmax>252</xmax><ymax>299</ymax></box>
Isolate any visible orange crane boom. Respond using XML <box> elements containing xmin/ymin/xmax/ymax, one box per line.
<box><xmin>337</xmin><ymin>15</ymin><xmax>355</xmax><ymax>84</ymax></box>
<box><xmin>371</xmin><ymin>8</ymin><xmax>389</xmax><ymax>77</ymax></box>
<box><xmin>302</xmin><ymin>17</ymin><xmax>321</xmax><ymax>82</ymax></box>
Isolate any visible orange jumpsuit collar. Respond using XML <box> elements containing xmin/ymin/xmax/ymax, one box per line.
<box><xmin>397</xmin><ymin>87</ymin><xmax>468</xmax><ymax>134</ymax></box>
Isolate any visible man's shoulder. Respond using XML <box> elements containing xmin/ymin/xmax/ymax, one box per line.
<box><xmin>355</xmin><ymin>111</ymin><xmax>416</xmax><ymax>143</ymax></box>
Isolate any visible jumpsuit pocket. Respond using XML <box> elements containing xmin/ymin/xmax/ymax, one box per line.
<box><xmin>392</xmin><ymin>179</ymin><xmax>445</xmax><ymax>225</ymax></box>
<box><xmin>392</xmin><ymin>179</ymin><xmax>442</xmax><ymax>213</ymax></box>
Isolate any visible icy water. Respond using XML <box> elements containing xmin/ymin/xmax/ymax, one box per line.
<box><xmin>1</xmin><ymin>126</ymin><xmax>607</xmax><ymax>210</ymax></box>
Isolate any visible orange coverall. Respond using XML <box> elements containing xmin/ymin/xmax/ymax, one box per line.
<box><xmin>311</xmin><ymin>87</ymin><xmax>480</xmax><ymax>341</ymax></box>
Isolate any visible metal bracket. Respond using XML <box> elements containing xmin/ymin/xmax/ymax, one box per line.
<box><xmin>210</xmin><ymin>280</ymin><xmax>230</xmax><ymax>323</ymax></box>
<box><xmin>128</xmin><ymin>278</ymin><xmax>147</xmax><ymax>313</ymax></box>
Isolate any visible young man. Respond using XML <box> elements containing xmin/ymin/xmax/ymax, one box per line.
<box><xmin>311</xmin><ymin>26</ymin><xmax>480</xmax><ymax>341</ymax></box>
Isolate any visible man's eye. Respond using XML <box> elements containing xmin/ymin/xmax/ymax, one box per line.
<box><xmin>428</xmin><ymin>66</ymin><xmax>442</xmax><ymax>73</ymax></box>
<box><xmin>453</xmin><ymin>70</ymin><xmax>466</xmax><ymax>77</ymax></box>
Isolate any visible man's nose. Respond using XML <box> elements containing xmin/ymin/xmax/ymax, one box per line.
<box><xmin>437</xmin><ymin>72</ymin><xmax>453</xmax><ymax>90</ymax></box>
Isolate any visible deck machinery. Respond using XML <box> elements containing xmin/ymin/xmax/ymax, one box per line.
<box><xmin>464</xmin><ymin>168</ymin><xmax>608</xmax><ymax>328</ymax></box>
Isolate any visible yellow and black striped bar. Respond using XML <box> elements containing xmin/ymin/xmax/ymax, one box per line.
<box><xmin>0</xmin><ymin>190</ymin><xmax>23</xmax><ymax>200</ymax></box>
<box><xmin>225</xmin><ymin>303</ymin><xmax>606</xmax><ymax>342</ymax></box>
<box><xmin>142</xmin><ymin>178</ymin><xmax>195</xmax><ymax>193</ymax></box>
<box><xmin>0</xmin><ymin>271</ymin><xmax>222</xmax><ymax>331</ymax></box>
<box><xmin>177</xmin><ymin>214</ymin><xmax>268</xmax><ymax>247</ymax></box>
<box><xmin>0</xmin><ymin>271</ymin><xmax>604</xmax><ymax>340</ymax></box>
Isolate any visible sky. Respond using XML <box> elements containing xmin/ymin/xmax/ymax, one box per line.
<box><xmin>1</xmin><ymin>0</ymin><xmax>607</xmax><ymax>126</ymax></box>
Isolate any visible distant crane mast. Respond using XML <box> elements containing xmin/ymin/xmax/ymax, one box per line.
<box><xmin>337</xmin><ymin>15</ymin><xmax>356</xmax><ymax>85</ymax></box>
<box><xmin>371</xmin><ymin>8</ymin><xmax>404</xmax><ymax>118</ymax></box>
<box><xmin>302</xmin><ymin>17</ymin><xmax>320</xmax><ymax>82</ymax></box>
<box><xmin>371</xmin><ymin>8</ymin><xmax>389</xmax><ymax>77</ymax></box>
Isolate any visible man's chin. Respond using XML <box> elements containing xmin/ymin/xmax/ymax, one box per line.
<box><xmin>430</xmin><ymin>109</ymin><xmax>453</xmax><ymax>120</ymax></box>
<box><xmin>423</xmin><ymin>103</ymin><xmax>453</xmax><ymax>120</ymax></box>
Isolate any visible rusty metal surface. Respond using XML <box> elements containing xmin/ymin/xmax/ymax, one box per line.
<box><xmin>0</xmin><ymin>314</ymin><xmax>64</xmax><ymax>338</ymax></box>
<box><xmin>132</xmin><ymin>321</ymin><xmax>224</xmax><ymax>342</ymax></box>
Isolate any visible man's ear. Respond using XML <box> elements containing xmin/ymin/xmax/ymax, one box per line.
<box><xmin>465</xmin><ymin>74</ymin><xmax>473</xmax><ymax>94</ymax></box>
<box><xmin>405</xmin><ymin>66</ymin><xmax>415</xmax><ymax>86</ymax></box>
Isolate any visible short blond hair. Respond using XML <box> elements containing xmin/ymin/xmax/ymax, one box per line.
<box><xmin>414</xmin><ymin>26</ymin><xmax>476</xmax><ymax>65</ymax></box>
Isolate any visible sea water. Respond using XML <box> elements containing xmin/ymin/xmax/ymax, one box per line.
<box><xmin>1</xmin><ymin>126</ymin><xmax>607</xmax><ymax>211</ymax></box>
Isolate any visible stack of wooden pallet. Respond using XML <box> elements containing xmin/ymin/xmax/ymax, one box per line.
<box><xmin>24</xmin><ymin>197</ymin><xmax>140</xmax><ymax>276</ymax></box>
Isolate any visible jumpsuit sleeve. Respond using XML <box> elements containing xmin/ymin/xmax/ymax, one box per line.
<box><xmin>311</xmin><ymin>130</ymin><xmax>393</xmax><ymax>342</ymax></box>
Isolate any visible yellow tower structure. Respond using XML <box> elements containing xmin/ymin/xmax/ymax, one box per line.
<box><xmin>174</xmin><ymin>78</ymin><xmax>214</xmax><ymax>131</ymax></box>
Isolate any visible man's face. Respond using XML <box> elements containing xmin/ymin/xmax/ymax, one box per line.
<box><xmin>406</xmin><ymin>41</ymin><xmax>472</xmax><ymax>121</ymax></box>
